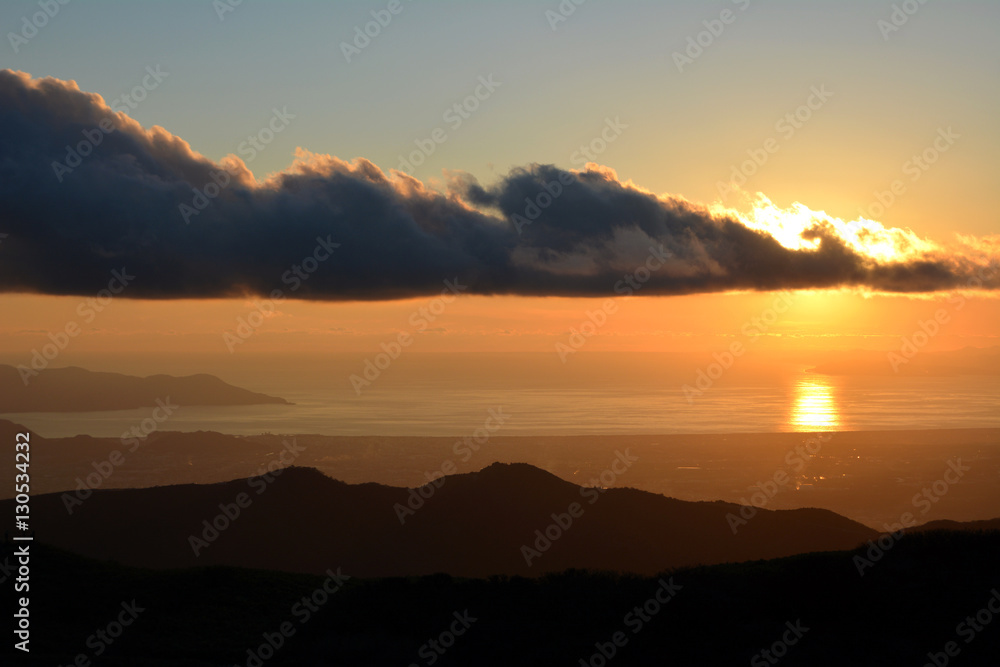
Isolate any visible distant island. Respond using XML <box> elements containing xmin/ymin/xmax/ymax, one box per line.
<box><xmin>0</xmin><ymin>365</ymin><xmax>290</xmax><ymax>412</ymax></box>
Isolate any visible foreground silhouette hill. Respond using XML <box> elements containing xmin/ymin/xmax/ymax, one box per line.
<box><xmin>916</xmin><ymin>517</ymin><xmax>1000</xmax><ymax>532</ymax></box>
<box><xmin>7</xmin><ymin>530</ymin><xmax>999</xmax><ymax>666</ymax></box>
<box><xmin>7</xmin><ymin>464</ymin><xmax>880</xmax><ymax>577</ymax></box>
<box><xmin>0</xmin><ymin>365</ymin><xmax>289</xmax><ymax>412</ymax></box>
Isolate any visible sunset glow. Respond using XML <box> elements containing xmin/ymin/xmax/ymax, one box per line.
<box><xmin>790</xmin><ymin>377</ymin><xmax>841</xmax><ymax>431</ymax></box>
<box><xmin>1</xmin><ymin>2</ymin><xmax>998</xmax><ymax>662</ymax></box>
<box><xmin>714</xmin><ymin>194</ymin><xmax>938</xmax><ymax>264</ymax></box>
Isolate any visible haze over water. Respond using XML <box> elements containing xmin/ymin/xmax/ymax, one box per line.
<box><xmin>10</xmin><ymin>369</ymin><xmax>998</xmax><ymax>438</ymax></box>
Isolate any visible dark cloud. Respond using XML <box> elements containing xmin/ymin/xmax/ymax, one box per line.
<box><xmin>0</xmin><ymin>70</ymin><xmax>996</xmax><ymax>300</ymax></box>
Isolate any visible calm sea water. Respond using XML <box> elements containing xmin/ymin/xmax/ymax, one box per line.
<box><xmin>7</xmin><ymin>372</ymin><xmax>999</xmax><ymax>438</ymax></box>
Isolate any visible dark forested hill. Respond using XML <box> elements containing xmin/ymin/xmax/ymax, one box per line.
<box><xmin>4</xmin><ymin>463</ymin><xmax>879</xmax><ymax>577</ymax></box>
<box><xmin>6</xmin><ymin>530</ymin><xmax>999</xmax><ymax>666</ymax></box>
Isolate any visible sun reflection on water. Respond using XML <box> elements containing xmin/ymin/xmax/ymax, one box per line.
<box><xmin>790</xmin><ymin>377</ymin><xmax>840</xmax><ymax>431</ymax></box>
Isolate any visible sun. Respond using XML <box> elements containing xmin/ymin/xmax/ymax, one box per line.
<box><xmin>711</xmin><ymin>193</ymin><xmax>937</xmax><ymax>264</ymax></box>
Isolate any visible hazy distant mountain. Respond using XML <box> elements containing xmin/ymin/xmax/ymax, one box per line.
<box><xmin>4</xmin><ymin>421</ymin><xmax>998</xmax><ymax>532</ymax></box>
<box><xmin>5</xmin><ymin>463</ymin><xmax>880</xmax><ymax>577</ymax></box>
<box><xmin>0</xmin><ymin>365</ymin><xmax>289</xmax><ymax>412</ymax></box>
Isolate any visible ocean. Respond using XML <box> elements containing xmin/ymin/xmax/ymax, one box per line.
<box><xmin>6</xmin><ymin>370</ymin><xmax>999</xmax><ymax>439</ymax></box>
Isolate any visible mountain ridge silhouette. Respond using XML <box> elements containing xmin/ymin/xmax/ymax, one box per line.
<box><xmin>0</xmin><ymin>364</ymin><xmax>290</xmax><ymax>412</ymax></box>
<box><xmin>2</xmin><ymin>462</ymin><xmax>890</xmax><ymax>577</ymax></box>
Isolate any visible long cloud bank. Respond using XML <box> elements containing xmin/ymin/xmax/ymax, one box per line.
<box><xmin>0</xmin><ymin>70</ymin><xmax>996</xmax><ymax>300</ymax></box>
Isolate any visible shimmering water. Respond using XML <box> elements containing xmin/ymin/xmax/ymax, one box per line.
<box><xmin>7</xmin><ymin>372</ymin><xmax>999</xmax><ymax>438</ymax></box>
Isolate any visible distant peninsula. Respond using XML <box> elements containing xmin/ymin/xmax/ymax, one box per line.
<box><xmin>0</xmin><ymin>365</ymin><xmax>290</xmax><ymax>412</ymax></box>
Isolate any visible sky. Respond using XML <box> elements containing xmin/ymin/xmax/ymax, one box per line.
<box><xmin>1</xmin><ymin>0</ymin><xmax>998</xmax><ymax>362</ymax></box>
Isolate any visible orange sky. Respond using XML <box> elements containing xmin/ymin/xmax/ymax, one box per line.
<box><xmin>3</xmin><ymin>3</ymin><xmax>998</xmax><ymax>379</ymax></box>
<box><xmin>2</xmin><ymin>290</ymin><xmax>997</xmax><ymax>362</ymax></box>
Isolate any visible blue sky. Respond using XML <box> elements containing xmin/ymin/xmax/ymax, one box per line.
<box><xmin>3</xmin><ymin>0</ymin><xmax>999</xmax><ymax>237</ymax></box>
